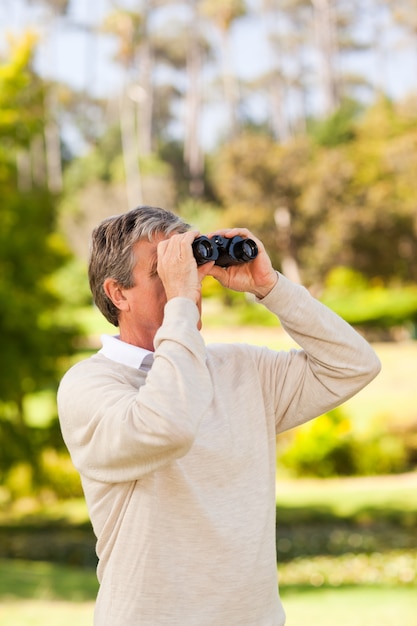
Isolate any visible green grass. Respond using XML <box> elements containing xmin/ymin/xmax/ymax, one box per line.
<box><xmin>281</xmin><ymin>586</ymin><xmax>417</xmax><ymax>626</ymax></box>
<box><xmin>0</xmin><ymin>600</ymin><xmax>95</xmax><ymax>626</ymax></box>
<box><xmin>0</xmin><ymin>559</ymin><xmax>97</xmax><ymax>625</ymax></box>
<box><xmin>1</xmin><ymin>588</ymin><xmax>415</xmax><ymax>626</ymax></box>
<box><xmin>274</xmin><ymin>473</ymin><xmax>417</xmax><ymax>565</ymax></box>
<box><xmin>279</xmin><ymin>551</ymin><xmax>417</xmax><ymax>586</ymax></box>
<box><xmin>0</xmin><ymin>559</ymin><xmax>98</xmax><ymax>601</ymax></box>
<box><xmin>0</xmin><ymin>475</ymin><xmax>415</xmax><ymax>625</ymax></box>
<box><xmin>276</xmin><ymin>473</ymin><xmax>417</xmax><ymax>519</ymax></box>
<box><xmin>343</xmin><ymin>341</ymin><xmax>417</xmax><ymax>427</ymax></box>
<box><xmin>0</xmin><ymin>560</ymin><xmax>415</xmax><ymax>626</ymax></box>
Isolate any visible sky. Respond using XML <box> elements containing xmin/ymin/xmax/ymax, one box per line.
<box><xmin>1</xmin><ymin>0</ymin><xmax>263</xmax><ymax>95</ymax></box>
<box><xmin>0</xmin><ymin>0</ymin><xmax>270</xmax><ymax>149</ymax></box>
<box><xmin>1</xmin><ymin>0</ymin><xmax>416</xmax><ymax>151</ymax></box>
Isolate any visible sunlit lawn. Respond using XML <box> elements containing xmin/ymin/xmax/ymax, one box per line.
<box><xmin>0</xmin><ymin>559</ymin><xmax>96</xmax><ymax>626</ymax></box>
<box><xmin>0</xmin><ymin>560</ymin><xmax>416</xmax><ymax>626</ymax></box>
<box><xmin>281</xmin><ymin>585</ymin><xmax>417</xmax><ymax>626</ymax></box>
<box><xmin>276</xmin><ymin>471</ymin><xmax>417</xmax><ymax>516</ymax></box>
<box><xmin>0</xmin><ymin>473</ymin><xmax>416</xmax><ymax>625</ymax></box>
<box><xmin>1</xmin><ymin>590</ymin><xmax>416</xmax><ymax>626</ymax></box>
<box><xmin>276</xmin><ymin>473</ymin><xmax>417</xmax><ymax>625</ymax></box>
<box><xmin>0</xmin><ymin>601</ymin><xmax>95</xmax><ymax>626</ymax></box>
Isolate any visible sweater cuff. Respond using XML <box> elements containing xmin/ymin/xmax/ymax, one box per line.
<box><xmin>154</xmin><ymin>297</ymin><xmax>202</xmax><ymax>351</ymax></box>
<box><xmin>255</xmin><ymin>272</ymin><xmax>311</xmax><ymax>321</ymax></box>
<box><xmin>164</xmin><ymin>296</ymin><xmax>200</xmax><ymax>324</ymax></box>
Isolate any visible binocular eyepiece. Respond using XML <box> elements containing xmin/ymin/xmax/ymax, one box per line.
<box><xmin>192</xmin><ymin>235</ymin><xmax>258</xmax><ymax>267</ymax></box>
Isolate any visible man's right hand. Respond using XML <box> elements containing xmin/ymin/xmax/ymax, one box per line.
<box><xmin>157</xmin><ymin>231</ymin><xmax>214</xmax><ymax>305</ymax></box>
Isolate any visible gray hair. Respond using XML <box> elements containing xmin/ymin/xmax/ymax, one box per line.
<box><xmin>88</xmin><ymin>205</ymin><xmax>189</xmax><ymax>326</ymax></box>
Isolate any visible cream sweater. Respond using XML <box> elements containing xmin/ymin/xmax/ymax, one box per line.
<box><xmin>58</xmin><ymin>274</ymin><xmax>380</xmax><ymax>626</ymax></box>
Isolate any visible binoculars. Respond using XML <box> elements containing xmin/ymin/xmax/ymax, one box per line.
<box><xmin>192</xmin><ymin>234</ymin><xmax>258</xmax><ymax>267</ymax></box>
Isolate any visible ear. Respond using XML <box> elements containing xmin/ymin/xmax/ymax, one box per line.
<box><xmin>103</xmin><ymin>278</ymin><xmax>130</xmax><ymax>314</ymax></box>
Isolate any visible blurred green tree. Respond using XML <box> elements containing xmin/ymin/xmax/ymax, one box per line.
<box><xmin>300</xmin><ymin>96</ymin><xmax>417</xmax><ymax>284</ymax></box>
<box><xmin>210</xmin><ymin>97</ymin><xmax>417</xmax><ymax>289</ymax></box>
<box><xmin>0</xmin><ymin>33</ymin><xmax>80</xmax><ymax>487</ymax></box>
<box><xmin>208</xmin><ymin>130</ymin><xmax>311</xmax><ymax>279</ymax></box>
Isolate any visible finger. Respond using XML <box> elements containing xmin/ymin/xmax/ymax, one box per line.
<box><xmin>158</xmin><ymin>230</ymin><xmax>199</xmax><ymax>258</ymax></box>
<box><xmin>206</xmin><ymin>227</ymin><xmax>253</xmax><ymax>239</ymax></box>
<box><xmin>197</xmin><ymin>260</ymin><xmax>215</xmax><ymax>278</ymax></box>
<box><xmin>207</xmin><ymin>264</ymin><xmax>230</xmax><ymax>282</ymax></box>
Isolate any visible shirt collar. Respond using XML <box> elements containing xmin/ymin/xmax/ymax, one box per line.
<box><xmin>99</xmin><ymin>334</ymin><xmax>154</xmax><ymax>372</ymax></box>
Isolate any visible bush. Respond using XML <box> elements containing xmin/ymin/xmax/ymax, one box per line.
<box><xmin>320</xmin><ymin>267</ymin><xmax>417</xmax><ymax>330</ymax></box>
<box><xmin>278</xmin><ymin>408</ymin><xmax>411</xmax><ymax>478</ymax></box>
<box><xmin>2</xmin><ymin>449</ymin><xmax>83</xmax><ymax>503</ymax></box>
<box><xmin>40</xmin><ymin>449</ymin><xmax>83</xmax><ymax>499</ymax></box>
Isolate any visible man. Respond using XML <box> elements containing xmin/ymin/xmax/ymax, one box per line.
<box><xmin>58</xmin><ymin>205</ymin><xmax>380</xmax><ymax>625</ymax></box>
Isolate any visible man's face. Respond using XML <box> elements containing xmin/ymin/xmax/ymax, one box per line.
<box><xmin>116</xmin><ymin>231</ymin><xmax>202</xmax><ymax>349</ymax></box>
<box><xmin>119</xmin><ymin>234</ymin><xmax>169</xmax><ymax>347</ymax></box>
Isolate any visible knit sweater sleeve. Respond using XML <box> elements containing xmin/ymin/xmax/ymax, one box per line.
<box><xmin>254</xmin><ymin>273</ymin><xmax>381</xmax><ymax>433</ymax></box>
<box><xmin>57</xmin><ymin>297</ymin><xmax>213</xmax><ymax>483</ymax></box>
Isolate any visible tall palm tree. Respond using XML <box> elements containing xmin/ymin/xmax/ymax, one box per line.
<box><xmin>261</xmin><ymin>0</ymin><xmax>312</xmax><ymax>141</ymax></box>
<box><xmin>310</xmin><ymin>0</ymin><xmax>340</xmax><ymax>116</ymax></box>
<box><xmin>22</xmin><ymin>0</ymin><xmax>71</xmax><ymax>192</ymax></box>
<box><xmin>200</xmin><ymin>0</ymin><xmax>246</xmax><ymax>137</ymax></box>
<box><xmin>102</xmin><ymin>6</ymin><xmax>148</xmax><ymax>205</ymax></box>
<box><xmin>102</xmin><ymin>5</ymin><xmax>153</xmax><ymax>153</ymax></box>
<box><xmin>183</xmin><ymin>0</ymin><xmax>210</xmax><ymax>195</ymax></box>
<box><xmin>385</xmin><ymin>0</ymin><xmax>417</xmax><ymax>74</ymax></box>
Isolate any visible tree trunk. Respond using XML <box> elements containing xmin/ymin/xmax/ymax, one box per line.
<box><xmin>119</xmin><ymin>93</ymin><xmax>143</xmax><ymax>209</ymax></box>
<box><xmin>274</xmin><ymin>207</ymin><xmax>301</xmax><ymax>283</ymax></box>
<box><xmin>184</xmin><ymin>1</ymin><xmax>205</xmax><ymax>196</ymax></box>
<box><xmin>311</xmin><ymin>0</ymin><xmax>340</xmax><ymax>116</ymax></box>
<box><xmin>16</xmin><ymin>150</ymin><xmax>32</xmax><ymax>192</ymax></box>
<box><xmin>44</xmin><ymin>118</ymin><xmax>63</xmax><ymax>193</ymax></box>
<box><xmin>136</xmin><ymin>38</ymin><xmax>154</xmax><ymax>156</ymax></box>
<box><xmin>31</xmin><ymin>135</ymin><xmax>47</xmax><ymax>188</ymax></box>
<box><xmin>264</xmin><ymin>4</ymin><xmax>291</xmax><ymax>141</ymax></box>
<box><xmin>220</xmin><ymin>28</ymin><xmax>240</xmax><ymax>137</ymax></box>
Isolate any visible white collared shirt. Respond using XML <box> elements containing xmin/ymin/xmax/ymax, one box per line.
<box><xmin>99</xmin><ymin>334</ymin><xmax>154</xmax><ymax>372</ymax></box>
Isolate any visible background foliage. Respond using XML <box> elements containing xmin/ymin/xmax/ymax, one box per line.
<box><xmin>0</xmin><ymin>35</ymin><xmax>80</xmax><ymax>494</ymax></box>
<box><xmin>0</xmin><ymin>0</ymin><xmax>416</xmax><ymax>498</ymax></box>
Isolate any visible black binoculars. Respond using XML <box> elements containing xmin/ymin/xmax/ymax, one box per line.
<box><xmin>192</xmin><ymin>234</ymin><xmax>258</xmax><ymax>267</ymax></box>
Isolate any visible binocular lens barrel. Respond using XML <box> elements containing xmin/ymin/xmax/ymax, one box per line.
<box><xmin>193</xmin><ymin>237</ymin><xmax>218</xmax><ymax>262</ymax></box>
<box><xmin>234</xmin><ymin>238</ymin><xmax>258</xmax><ymax>262</ymax></box>
<box><xmin>192</xmin><ymin>235</ymin><xmax>258</xmax><ymax>267</ymax></box>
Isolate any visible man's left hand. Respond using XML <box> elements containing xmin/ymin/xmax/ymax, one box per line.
<box><xmin>207</xmin><ymin>228</ymin><xmax>278</xmax><ymax>299</ymax></box>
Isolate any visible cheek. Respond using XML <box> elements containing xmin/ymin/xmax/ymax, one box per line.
<box><xmin>156</xmin><ymin>277</ymin><xmax>167</xmax><ymax>298</ymax></box>
<box><xmin>152</xmin><ymin>279</ymin><xmax>167</xmax><ymax>309</ymax></box>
